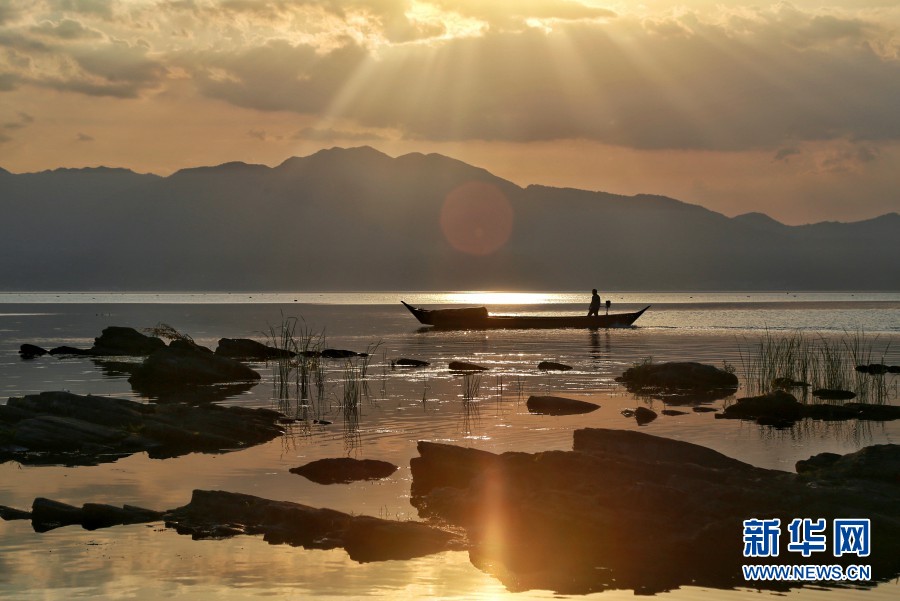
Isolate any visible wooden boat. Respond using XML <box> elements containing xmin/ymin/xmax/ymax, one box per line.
<box><xmin>401</xmin><ymin>301</ymin><xmax>650</xmax><ymax>330</ymax></box>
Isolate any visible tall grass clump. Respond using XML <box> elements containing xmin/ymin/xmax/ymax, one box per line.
<box><xmin>737</xmin><ymin>329</ymin><xmax>894</xmax><ymax>404</ymax></box>
<box><xmin>265</xmin><ymin>315</ymin><xmax>326</xmax><ymax>420</ymax></box>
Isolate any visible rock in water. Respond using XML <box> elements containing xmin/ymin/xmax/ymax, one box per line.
<box><xmin>215</xmin><ymin>338</ymin><xmax>294</xmax><ymax>359</ymax></box>
<box><xmin>634</xmin><ymin>406</ymin><xmax>657</xmax><ymax>425</ymax></box>
<box><xmin>449</xmin><ymin>361</ymin><xmax>488</xmax><ymax>372</ymax></box>
<box><xmin>392</xmin><ymin>358</ymin><xmax>430</xmax><ymax>368</ymax></box>
<box><xmin>0</xmin><ymin>391</ymin><xmax>283</xmax><ymax>466</ymax></box>
<box><xmin>615</xmin><ymin>361</ymin><xmax>738</xmax><ymax>403</ymax></box>
<box><xmin>129</xmin><ymin>347</ymin><xmax>260</xmax><ymax>388</ymax></box>
<box><xmin>91</xmin><ymin>326</ymin><xmax>166</xmax><ymax>356</ymax></box>
<box><xmin>537</xmin><ymin>361</ymin><xmax>572</xmax><ymax>371</ymax></box>
<box><xmin>290</xmin><ymin>458</ymin><xmax>399</xmax><ymax>484</ymax></box>
<box><xmin>165</xmin><ymin>489</ymin><xmax>457</xmax><ymax>562</ymax></box>
<box><xmin>409</xmin><ymin>429</ymin><xmax>900</xmax><ymax>595</ymax></box>
<box><xmin>18</xmin><ymin>344</ymin><xmax>49</xmax><ymax>359</ymax></box>
<box><xmin>526</xmin><ymin>395</ymin><xmax>598</xmax><ymax>416</ymax></box>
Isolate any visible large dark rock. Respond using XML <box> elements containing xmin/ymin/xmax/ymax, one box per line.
<box><xmin>166</xmin><ymin>489</ymin><xmax>457</xmax><ymax>562</ymax></box>
<box><xmin>19</xmin><ymin>344</ymin><xmax>49</xmax><ymax>359</ymax></box>
<box><xmin>616</xmin><ymin>361</ymin><xmax>738</xmax><ymax>404</ymax></box>
<box><xmin>215</xmin><ymin>338</ymin><xmax>294</xmax><ymax>359</ymax></box>
<box><xmin>290</xmin><ymin>457</ymin><xmax>399</xmax><ymax>484</ymax></box>
<box><xmin>91</xmin><ymin>326</ymin><xmax>166</xmax><ymax>356</ymax></box>
<box><xmin>526</xmin><ymin>395</ymin><xmax>598</xmax><ymax>416</ymax></box>
<box><xmin>0</xmin><ymin>391</ymin><xmax>283</xmax><ymax>466</ymax></box>
<box><xmin>634</xmin><ymin>406</ymin><xmax>658</xmax><ymax>425</ymax></box>
<box><xmin>410</xmin><ymin>429</ymin><xmax>900</xmax><ymax>595</ymax></box>
<box><xmin>719</xmin><ymin>391</ymin><xmax>900</xmax><ymax>426</ymax></box>
<box><xmin>129</xmin><ymin>346</ymin><xmax>260</xmax><ymax>389</ymax></box>
<box><xmin>721</xmin><ymin>390</ymin><xmax>803</xmax><ymax>426</ymax></box>
<box><xmin>41</xmin><ymin>327</ymin><xmax>166</xmax><ymax>357</ymax></box>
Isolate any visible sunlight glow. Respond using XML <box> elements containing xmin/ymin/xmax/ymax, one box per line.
<box><xmin>444</xmin><ymin>292</ymin><xmax>555</xmax><ymax>305</ymax></box>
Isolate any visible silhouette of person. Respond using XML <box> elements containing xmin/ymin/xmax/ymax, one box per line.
<box><xmin>587</xmin><ymin>289</ymin><xmax>601</xmax><ymax>317</ymax></box>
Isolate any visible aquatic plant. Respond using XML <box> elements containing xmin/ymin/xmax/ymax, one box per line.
<box><xmin>737</xmin><ymin>329</ymin><xmax>895</xmax><ymax>404</ymax></box>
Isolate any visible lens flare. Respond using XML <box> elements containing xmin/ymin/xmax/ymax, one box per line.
<box><xmin>440</xmin><ymin>181</ymin><xmax>514</xmax><ymax>256</ymax></box>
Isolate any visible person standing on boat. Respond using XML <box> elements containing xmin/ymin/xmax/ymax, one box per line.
<box><xmin>587</xmin><ymin>289</ymin><xmax>602</xmax><ymax>317</ymax></box>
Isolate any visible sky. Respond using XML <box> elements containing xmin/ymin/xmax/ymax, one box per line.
<box><xmin>1</xmin><ymin>0</ymin><xmax>899</xmax><ymax>225</ymax></box>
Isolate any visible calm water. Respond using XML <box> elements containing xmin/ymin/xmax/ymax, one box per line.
<box><xmin>1</xmin><ymin>292</ymin><xmax>898</xmax><ymax>600</ymax></box>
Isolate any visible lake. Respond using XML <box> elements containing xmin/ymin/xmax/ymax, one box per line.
<box><xmin>1</xmin><ymin>291</ymin><xmax>898</xmax><ymax>599</ymax></box>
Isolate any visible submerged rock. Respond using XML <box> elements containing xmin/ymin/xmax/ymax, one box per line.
<box><xmin>409</xmin><ymin>429</ymin><xmax>900</xmax><ymax>595</ymax></box>
<box><xmin>0</xmin><ymin>391</ymin><xmax>284</xmax><ymax>466</ymax></box>
<box><xmin>526</xmin><ymin>395</ymin><xmax>598</xmax><ymax>416</ymax></box>
<box><xmin>28</xmin><ymin>498</ymin><xmax>163</xmax><ymax>532</ymax></box>
<box><xmin>616</xmin><ymin>361</ymin><xmax>738</xmax><ymax>404</ymax></box>
<box><xmin>720</xmin><ymin>390</ymin><xmax>900</xmax><ymax>426</ymax></box>
<box><xmin>537</xmin><ymin>361</ymin><xmax>572</xmax><ymax>371</ymax></box>
<box><xmin>166</xmin><ymin>489</ymin><xmax>458</xmax><ymax>562</ymax></box>
<box><xmin>290</xmin><ymin>458</ymin><xmax>399</xmax><ymax>484</ymax></box>
<box><xmin>448</xmin><ymin>361</ymin><xmax>488</xmax><ymax>372</ymax></box>
<box><xmin>129</xmin><ymin>346</ymin><xmax>260</xmax><ymax>389</ymax></box>
<box><xmin>321</xmin><ymin>348</ymin><xmax>365</xmax><ymax>359</ymax></box>
<box><xmin>215</xmin><ymin>338</ymin><xmax>294</xmax><ymax>359</ymax></box>
<box><xmin>392</xmin><ymin>358</ymin><xmax>430</xmax><ymax>368</ymax></box>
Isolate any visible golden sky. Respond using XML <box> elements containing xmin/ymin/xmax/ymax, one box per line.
<box><xmin>1</xmin><ymin>0</ymin><xmax>899</xmax><ymax>224</ymax></box>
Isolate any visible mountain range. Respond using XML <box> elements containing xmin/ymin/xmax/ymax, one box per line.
<box><xmin>1</xmin><ymin>146</ymin><xmax>897</xmax><ymax>291</ymax></box>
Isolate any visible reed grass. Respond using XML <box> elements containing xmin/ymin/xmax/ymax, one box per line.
<box><xmin>737</xmin><ymin>329</ymin><xmax>894</xmax><ymax>404</ymax></box>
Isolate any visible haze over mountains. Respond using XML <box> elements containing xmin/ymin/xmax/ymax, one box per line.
<box><xmin>1</xmin><ymin>147</ymin><xmax>897</xmax><ymax>291</ymax></box>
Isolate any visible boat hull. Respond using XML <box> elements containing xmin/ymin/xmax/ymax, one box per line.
<box><xmin>401</xmin><ymin>301</ymin><xmax>649</xmax><ymax>330</ymax></box>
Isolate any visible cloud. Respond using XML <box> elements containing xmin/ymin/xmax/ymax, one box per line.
<box><xmin>431</xmin><ymin>0</ymin><xmax>616</xmax><ymax>29</ymax></box>
<box><xmin>31</xmin><ymin>19</ymin><xmax>104</xmax><ymax>40</ymax></box>
<box><xmin>292</xmin><ymin>125</ymin><xmax>386</xmax><ymax>141</ymax></box>
<box><xmin>2</xmin><ymin>110</ymin><xmax>33</xmax><ymax>129</ymax></box>
<box><xmin>50</xmin><ymin>0</ymin><xmax>116</xmax><ymax>20</ymax></box>
<box><xmin>76</xmin><ymin>132</ymin><xmax>94</xmax><ymax>141</ymax></box>
<box><xmin>1</xmin><ymin>1</ymin><xmax>899</xmax><ymax>154</ymax></box>
<box><xmin>774</xmin><ymin>147</ymin><xmax>801</xmax><ymax>162</ymax></box>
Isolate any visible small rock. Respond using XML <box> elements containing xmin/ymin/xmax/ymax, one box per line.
<box><xmin>526</xmin><ymin>395</ymin><xmax>599</xmax><ymax>416</ymax></box>
<box><xmin>634</xmin><ymin>406</ymin><xmax>657</xmax><ymax>425</ymax></box>
<box><xmin>538</xmin><ymin>361</ymin><xmax>572</xmax><ymax>371</ymax></box>
<box><xmin>290</xmin><ymin>458</ymin><xmax>398</xmax><ymax>484</ymax></box>
<box><xmin>215</xmin><ymin>338</ymin><xmax>294</xmax><ymax>359</ymax></box>
<box><xmin>393</xmin><ymin>358</ymin><xmax>430</xmax><ymax>368</ymax></box>
<box><xmin>449</xmin><ymin>361</ymin><xmax>488</xmax><ymax>372</ymax></box>
<box><xmin>48</xmin><ymin>346</ymin><xmax>92</xmax><ymax>356</ymax></box>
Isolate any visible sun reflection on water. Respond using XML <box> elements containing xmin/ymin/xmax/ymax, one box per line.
<box><xmin>441</xmin><ymin>292</ymin><xmax>556</xmax><ymax>305</ymax></box>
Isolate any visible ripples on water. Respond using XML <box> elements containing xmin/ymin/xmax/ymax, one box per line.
<box><xmin>0</xmin><ymin>292</ymin><xmax>898</xmax><ymax>599</ymax></box>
